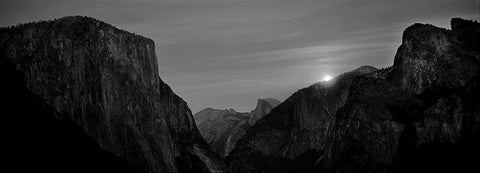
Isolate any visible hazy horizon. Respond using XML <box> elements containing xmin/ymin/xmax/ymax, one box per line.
<box><xmin>1</xmin><ymin>0</ymin><xmax>477</xmax><ymax>113</ymax></box>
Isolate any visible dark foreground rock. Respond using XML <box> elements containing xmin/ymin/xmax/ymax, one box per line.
<box><xmin>0</xmin><ymin>16</ymin><xmax>222</xmax><ymax>172</ymax></box>
<box><xmin>326</xmin><ymin>18</ymin><xmax>480</xmax><ymax>172</ymax></box>
<box><xmin>2</xmin><ymin>57</ymin><xmax>144</xmax><ymax>172</ymax></box>
<box><xmin>227</xmin><ymin>18</ymin><xmax>480</xmax><ymax>172</ymax></box>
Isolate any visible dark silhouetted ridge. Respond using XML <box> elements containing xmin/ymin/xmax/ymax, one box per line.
<box><xmin>1</xmin><ymin>16</ymin><xmax>222</xmax><ymax>172</ymax></box>
<box><xmin>227</xmin><ymin>18</ymin><xmax>480</xmax><ymax>173</ymax></box>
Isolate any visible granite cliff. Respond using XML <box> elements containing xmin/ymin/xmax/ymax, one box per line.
<box><xmin>2</xmin><ymin>15</ymin><xmax>478</xmax><ymax>173</ymax></box>
<box><xmin>2</xmin><ymin>56</ymin><xmax>144</xmax><ymax>172</ymax></box>
<box><xmin>325</xmin><ymin>18</ymin><xmax>480</xmax><ymax>172</ymax></box>
<box><xmin>248</xmin><ymin>98</ymin><xmax>282</xmax><ymax>126</ymax></box>
<box><xmin>0</xmin><ymin>16</ymin><xmax>221</xmax><ymax>172</ymax></box>
<box><xmin>194</xmin><ymin>98</ymin><xmax>280</xmax><ymax>157</ymax></box>
<box><xmin>194</xmin><ymin>108</ymin><xmax>250</xmax><ymax>157</ymax></box>
<box><xmin>227</xmin><ymin>66</ymin><xmax>377</xmax><ymax>172</ymax></box>
<box><xmin>227</xmin><ymin>18</ymin><xmax>480</xmax><ymax>172</ymax></box>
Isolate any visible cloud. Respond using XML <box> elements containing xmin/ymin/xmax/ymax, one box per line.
<box><xmin>0</xmin><ymin>0</ymin><xmax>476</xmax><ymax>113</ymax></box>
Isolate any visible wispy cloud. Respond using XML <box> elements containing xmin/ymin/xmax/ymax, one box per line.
<box><xmin>0</xmin><ymin>0</ymin><xmax>476</xmax><ymax>113</ymax></box>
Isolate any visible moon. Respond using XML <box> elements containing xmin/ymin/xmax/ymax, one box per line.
<box><xmin>322</xmin><ymin>75</ymin><xmax>333</xmax><ymax>82</ymax></box>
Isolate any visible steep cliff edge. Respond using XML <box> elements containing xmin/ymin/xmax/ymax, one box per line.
<box><xmin>194</xmin><ymin>108</ymin><xmax>249</xmax><ymax>157</ymax></box>
<box><xmin>2</xmin><ymin>57</ymin><xmax>144</xmax><ymax>172</ymax></box>
<box><xmin>227</xmin><ymin>18</ymin><xmax>480</xmax><ymax>172</ymax></box>
<box><xmin>0</xmin><ymin>16</ymin><xmax>221</xmax><ymax>172</ymax></box>
<box><xmin>227</xmin><ymin>66</ymin><xmax>377</xmax><ymax>172</ymax></box>
<box><xmin>248</xmin><ymin>98</ymin><xmax>281</xmax><ymax>126</ymax></box>
<box><xmin>194</xmin><ymin>98</ymin><xmax>280</xmax><ymax>157</ymax></box>
<box><xmin>326</xmin><ymin>18</ymin><xmax>480</xmax><ymax>172</ymax></box>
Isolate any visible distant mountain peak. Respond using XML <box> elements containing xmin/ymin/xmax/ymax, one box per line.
<box><xmin>257</xmin><ymin>98</ymin><xmax>281</xmax><ymax>105</ymax></box>
<box><xmin>194</xmin><ymin>98</ymin><xmax>281</xmax><ymax>157</ymax></box>
<box><xmin>248</xmin><ymin>98</ymin><xmax>281</xmax><ymax>126</ymax></box>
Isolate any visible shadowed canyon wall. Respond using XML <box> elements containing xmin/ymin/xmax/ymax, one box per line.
<box><xmin>0</xmin><ymin>16</ymin><xmax>222</xmax><ymax>173</ymax></box>
<box><xmin>227</xmin><ymin>18</ymin><xmax>480</xmax><ymax>172</ymax></box>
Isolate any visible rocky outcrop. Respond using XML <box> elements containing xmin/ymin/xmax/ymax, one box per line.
<box><xmin>195</xmin><ymin>108</ymin><xmax>249</xmax><ymax>157</ymax></box>
<box><xmin>248</xmin><ymin>98</ymin><xmax>281</xmax><ymax>126</ymax></box>
<box><xmin>227</xmin><ymin>18</ymin><xmax>480</xmax><ymax>172</ymax></box>
<box><xmin>325</xmin><ymin>18</ymin><xmax>480</xmax><ymax>172</ymax></box>
<box><xmin>194</xmin><ymin>98</ymin><xmax>280</xmax><ymax>157</ymax></box>
<box><xmin>4</xmin><ymin>15</ymin><xmax>478</xmax><ymax>173</ymax></box>
<box><xmin>0</xmin><ymin>16</ymin><xmax>221</xmax><ymax>173</ymax></box>
<box><xmin>224</xmin><ymin>99</ymin><xmax>281</xmax><ymax>157</ymax></box>
<box><xmin>227</xmin><ymin>66</ymin><xmax>377</xmax><ymax>172</ymax></box>
<box><xmin>2</xmin><ymin>57</ymin><xmax>144</xmax><ymax>172</ymax></box>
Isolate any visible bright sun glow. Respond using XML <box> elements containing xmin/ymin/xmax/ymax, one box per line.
<box><xmin>322</xmin><ymin>75</ymin><xmax>333</xmax><ymax>82</ymax></box>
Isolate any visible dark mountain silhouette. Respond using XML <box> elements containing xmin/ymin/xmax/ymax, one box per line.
<box><xmin>226</xmin><ymin>66</ymin><xmax>378</xmax><ymax>172</ymax></box>
<box><xmin>194</xmin><ymin>98</ymin><xmax>280</xmax><ymax>157</ymax></box>
<box><xmin>2</xmin><ymin>15</ymin><xmax>479</xmax><ymax>173</ymax></box>
<box><xmin>0</xmin><ymin>16</ymin><xmax>222</xmax><ymax>172</ymax></box>
<box><xmin>1</xmin><ymin>57</ymin><xmax>144</xmax><ymax>172</ymax></box>
<box><xmin>227</xmin><ymin>18</ymin><xmax>480</xmax><ymax>172</ymax></box>
<box><xmin>326</xmin><ymin>18</ymin><xmax>480</xmax><ymax>173</ymax></box>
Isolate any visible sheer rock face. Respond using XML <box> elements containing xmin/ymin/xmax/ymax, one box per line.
<box><xmin>248</xmin><ymin>98</ymin><xmax>281</xmax><ymax>126</ymax></box>
<box><xmin>2</xmin><ymin>57</ymin><xmax>144</xmax><ymax>172</ymax></box>
<box><xmin>227</xmin><ymin>18</ymin><xmax>480</xmax><ymax>172</ymax></box>
<box><xmin>326</xmin><ymin>18</ymin><xmax>480</xmax><ymax>172</ymax></box>
<box><xmin>0</xmin><ymin>16</ymin><xmax>221</xmax><ymax>173</ymax></box>
<box><xmin>227</xmin><ymin>66</ymin><xmax>377</xmax><ymax>172</ymax></box>
<box><xmin>194</xmin><ymin>98</ymin><xmax>280</xmax><ymax>157</ymax></box>
<box><xmin>195</xmin><ymin>108</ymin><xmax>249</xmax><ymax>157</ymax></box>
<box><xmin>389</xmin><ymin>21</ymin><xmax>479</xmax><ymax>94</ymax></box>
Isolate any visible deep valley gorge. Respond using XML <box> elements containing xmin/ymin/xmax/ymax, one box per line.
<box><xmin>2</xmin><ymin>15</ymin><xmax>479</xmax><ymax>173</ymax></box>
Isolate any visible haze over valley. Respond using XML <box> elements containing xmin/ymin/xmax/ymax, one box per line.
<box><xmin>2</xmin><ymin>0</ymin><xmax>479</xmax><ymax>172</ymax></box>
<box><xmin>1</xmin><ymin>0</ymin><xmax>477</xmax><ymax>113</ymax></box>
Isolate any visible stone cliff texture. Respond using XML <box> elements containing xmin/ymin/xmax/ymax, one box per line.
<box><xmin>2</xmin><ymin>57</ymin><xmax>144</xmax><ymax>172</ymax></box>
<box><xmin>227</xmin><ymin>18</ymin><xmax>480</xmax><ymax>172</ymax></box>
<box><xmin>194</xmin><ymin>98</ymin><xmax>280</xmax><ymax>157</ymax></box>
<box><xmin>227</xmin><ymin>66</ymin><xmax>377</xmax><ymax>172</ymax></box>
<box><xmin>0</xmin><ymin>16</ymin><xmax>221</xmax><ymax>173</ymax></box>
<box><xmin>195</xmin><ymin>108</ymin><xmax>250</xmax><ymax>157</ymax></box>
<box><xmin>248</xmin><ymin>98</ymin><xmax>281</xmax><ymax>126</ymax></box>
<box><xmin>325</xmin><ymin>18</ymin><xmax>480</xmax><ymax>172</ymax></box>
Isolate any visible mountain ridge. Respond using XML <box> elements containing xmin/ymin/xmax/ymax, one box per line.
<box><xmin>0</xmin><ymin>16</ymin><xmax>222</xmax><ymax>173</ymax></box>
<box><xmin>2</xmin><ymin>15</ymin><xmax>478</xmax><ymax>173</ymax></box>
<box><xmin>194</xmin><ymin>98</ymin><xmax>281</xmax><ymax>157</ymax></box>
<box><xmin>227</xmin><ymin>65</ymin><xmax>378</xmax><ymax>172</ymax></box>
<box><xmin>325</xmin><ymin>17</ymin><xmax>480</xmax><ymax>172</ymax></box>
<box><xmin>227</xmin><ymin>18</ymin><xmax>480</xmax><ymax>172</ymax></box>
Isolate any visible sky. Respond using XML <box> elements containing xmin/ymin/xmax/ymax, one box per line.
<box><xmin>0</xmin><ymin>0</ymin><xmax>477</xmax><ymax>113</ymax></box>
